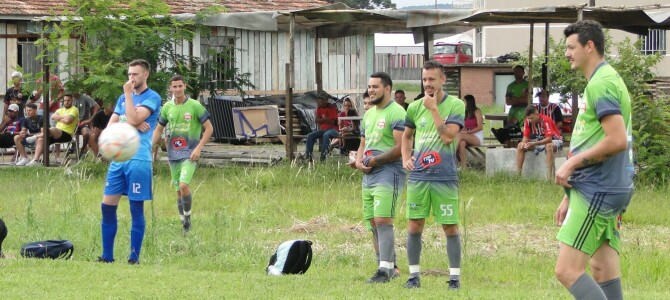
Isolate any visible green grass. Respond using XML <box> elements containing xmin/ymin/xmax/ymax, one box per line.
<box><xmin>0</xmin><ymin>161</ymin><xmax>668</xmax><ymax>299</ymax></box>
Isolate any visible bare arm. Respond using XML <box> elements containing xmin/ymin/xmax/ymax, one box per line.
<box><xmin>190</xmin><ymin>120</ymin><xmax>214</xmax><ymax>161</ymax></box>
<box><xmin>368</xmin><ymin>129</ymin><xmax>403</xmax><ymax>168</ymax></box>
<box><xmin>401</xmin><ymin>127</ymin><xmax>415</xmax><ymax>171</ymax></box>
<box><xmin>151</xmin><ymin>123</ymin><xmax>164</xmax><ymax>147</ymax></box>
<box><xmin>555</xmin><ymin>114</ymin><xmax>628</xmax><ymax>187</ymax></box>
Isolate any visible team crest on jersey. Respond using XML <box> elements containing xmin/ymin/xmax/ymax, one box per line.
<box><xmin>183</xmin><ymin>112</ymin><xmax>192</xmax><ymax>121</ymax></box>
<box><xmin>171</xmin><ymin>137</ymin><xmax>188</xmax><ymax>149</ymax></box>
<box><xmin>419</xmin><ymin>151</ymin><xmax>441</xmax><ymax>168</ymax></box>
<box><xmin>376</xmin><ymin>118</ymin><xmax>386</xmax><ymax>129</ymax></box>
<box><xmin>418</xmin><ymin>117</ymin><xmax>427</xmax><ymax>128</ymax></box>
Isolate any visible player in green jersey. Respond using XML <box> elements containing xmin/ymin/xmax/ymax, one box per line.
<box><xmin>554</xmin><ymin>20</ymin><xmax>633</xmax><ymax>300</ymax></box>
<box><xmin>401</xmin><ymin>61</ymin><xmax>465</xmax><ymax>289</ymax></box>
<box><xmin>152</xmin><ymin>75</ymin><xmax>213</xmax><ymax>232</ymax></box>
<box><xmin>355</xmin><ymin>72</ymin><xmax>406</xmax><ymax>284</ymax></box>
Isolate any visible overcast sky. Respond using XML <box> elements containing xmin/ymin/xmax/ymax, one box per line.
<box><xmin>393</xmin><ymin>0</ymin><xmax>448</xmax><ymax>8</ymax></box>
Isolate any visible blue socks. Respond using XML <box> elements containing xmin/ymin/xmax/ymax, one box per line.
<box><xmin>128</xmin><ymin>201</ymin><xmax>145</xmax><ymax>262</ymax></box>
<box><xmin>100</xmin><ymin>203</ymin><xmax>118</xmax><ymax>261</ymax></box>
<box><xmin>100</xmin><ymin>201</ymin><xmax>145</xmax><ymax>262</ymax></box>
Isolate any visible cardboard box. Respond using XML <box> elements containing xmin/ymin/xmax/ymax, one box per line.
<box><xmin>231</xmin><ymin>105</ymin><xmax>280</xmax><ymax>138</ymax></box>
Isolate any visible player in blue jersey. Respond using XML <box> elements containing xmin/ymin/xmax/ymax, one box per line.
<box><xmin>97</xmin><ymin>59</ymin><xmax>162</xmax><ymax>265</ymax></box>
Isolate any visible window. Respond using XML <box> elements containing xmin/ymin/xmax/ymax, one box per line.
<box><xmin>639</xmin><ymin>29</ymin><xmax>667</xmax><ymax>55</ymax></box>
<box><xmin>201</xmin><ymin>36</ymin><xmax>236</xmax><ymax>89</ymax></box>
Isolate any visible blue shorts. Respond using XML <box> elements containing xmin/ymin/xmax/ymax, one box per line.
<box><xmin>104</xmin><ymin>159</ymin><xmax>153</xmax><ymax>201</ymax></box>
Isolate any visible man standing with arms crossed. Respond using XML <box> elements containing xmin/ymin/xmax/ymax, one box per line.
<box><xmin>355</xmin><ymin>72</ymin><xmax>406</xmax><ymax>283</ymax></box>
<box><xmin>153</xmin><ymin>75</ymin><xmax>213</xmax><ymax>232</ymax></box>
<box><xmin>401</xmin><ymin>61</ymin><xmax>464</xmax><ymax>289</ymax></box>
<box><xmin>98</xmin><ymin>59</ymin><xmax>161</xmax><ymax>264</ymax></box>
<box><xmin>554</xmin><ymin>20</ymin><xmax>633</xmax><ymax>300</ymax></box>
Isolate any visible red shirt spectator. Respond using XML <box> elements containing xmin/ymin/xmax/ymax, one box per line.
<box><xmin>316</xmin><ymin>104</ymin><xmax>338</xmax><ymax>131</ymax></box>
<box><xmin>523</xmin><ymin>114</ymin><xmax>562</xmax><ymax>141</ymax></box>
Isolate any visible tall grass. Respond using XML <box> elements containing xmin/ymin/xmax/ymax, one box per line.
<box><xmin>0</xmin><ymin>161</ymin><xmax>668</xmax><ymax>298</ymax></box>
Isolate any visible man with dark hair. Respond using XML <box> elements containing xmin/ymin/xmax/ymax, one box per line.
<box><xmin>401</xmin><ymin>60</ymin><xmax>465</xmax><ymax>290</ymax></box>
<box><xmin>73</xmin><ymin>91</ymin><xmax>100</xmax><ymax>156</ymax></box>
<box><xmin>304</xmin><ymin>92</ymin><xmax>339</xmax><ymax>162</ymax></box>
<box><xmin>492</xmin><ymin>65</ymin><xmax>528</xmax><ymax>146</ymax></box>
<box><xmin>394</xmin><ymin>89</ymin><xmax>408</xmax><ymax>110</ymax></box>
<box><xmin>534</xmin><ymin>89</ymin><xmax>564</xmax><ymax>128</ymax></box>
<box><xmin>152</xmin><ymin>74</ymin><xmax>213</xmax><ymax>232</ymax></box>
<box><xmin>0</xmin><ymin>103</ymin><xmax>22</xmax><ymax>148</ymax></box>
<box><xmin>28</xmin><ymin>94</ymin><xmax>79</xmax><ymax>165</ymax></box>
<box><xmin>3</xmin><ymin>71</ymin><xmax>39</xmax><ymax>118</ymax></box>
<box><xmin>355</xmin><ymin>71</ymin><xmax>406</xmax><ymax>284</ymax></box>
<box><xmin>98</xmin><ymin>59</ymin><xmax>161</xmax><ymax>265</ymax></box>
<box><xmin>554</xmin><ymin>20</ymin><xmax>633</xmax><ymax>300</ymax></box>
<box><xmin>515</xmin><ymin>106</ymin><xmax>563</xmax><ymax>179</ymax></box>
<box><xmin>14</xmin><ymin>103</ymin><xmax>43</xmax><ymax>165</ymax></box>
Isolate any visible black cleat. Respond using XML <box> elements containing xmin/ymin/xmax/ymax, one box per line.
<box><xmin>448</xmin><ymin>279</ymin><xmax>460</xmax><ymax>290</ymax></box>
<box><xmin>96</xmin><ymin>256</ymin><xmax>114</xmax><ymax>263</ymax></box>
<box><xmin>182</xmin><ymin>219</ymin><xmax>191</xmax><ymax>233</ymax></box>
<box><xmin>366</xmin><ymin>269</ymin><xmax>390</xmax><ymax>284</ymax></box>
<box><xmin>403</xmin><ymin>276</ymin><xmax>421</xmax><ymax>289</ymax></box>
<box><xmin>128</xmin><ymin>259</ymin><xmax>140</xmax><ymax>265</ymax></box>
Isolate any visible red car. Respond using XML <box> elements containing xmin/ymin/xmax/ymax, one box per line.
<box><xmin>433</xmin><ymin>42</ymin><xmax>473</xmax><ymax>64</ymax></box>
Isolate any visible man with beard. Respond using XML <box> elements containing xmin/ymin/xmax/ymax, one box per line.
<box><xmin>27</xmin><ymin>94</ymin><xmax>79</xmax><ymax>166</ymax></box>
<box><xmin>401</xmin><ymin>61</ymin><xmax>465</xmax><ymax>289</ymax></box>
<box><xmin>355</xmin><ymin>72</ymin><xmax>406</xmax><ymax>284</ymax></box>
<box><xmin>97</xmin><ymin>59</ymin><xmax>161</xmax><ymax>265</ymax></box>
<box><xmin>14</xmin><ymin>103</ymin><xmax>44</xmax><ymax>166</ymax></box>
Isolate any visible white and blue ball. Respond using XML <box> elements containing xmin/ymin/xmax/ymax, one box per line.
<box><xmin>98</xmin><ymin>122</ymin><xmax>140</xmax><ymax>162</ymax></box>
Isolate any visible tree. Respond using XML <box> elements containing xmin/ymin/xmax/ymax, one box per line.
<box><xmin>326</xmin><ymin>0</ymin><xmax>396</xmax><ymax>9</ymax></box>
<box><xmin>37</xmin><ymin>0</ymin><xmax>252</xmax><ymax>104</ymax></box>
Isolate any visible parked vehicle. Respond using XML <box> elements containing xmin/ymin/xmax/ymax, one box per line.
<box><xmin>433</xmin><ymin>42</ymin><xmax>473</xmax><ymax>64</ymax></box>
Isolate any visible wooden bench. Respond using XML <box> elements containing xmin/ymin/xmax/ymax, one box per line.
<box><xmin>465</xmin><ymin>143</ymin><xmax>505</xmax><ymax>162</ymax></box>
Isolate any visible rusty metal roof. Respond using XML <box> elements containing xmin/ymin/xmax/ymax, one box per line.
<box><xmin>0</xmin><ymin>0</ymin><xmax>330</xmax><ymax>17</ymax></box>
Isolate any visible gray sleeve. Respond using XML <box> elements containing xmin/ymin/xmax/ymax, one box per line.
<box><xmin>595</xmin><ymin>96</ymin><xmax>622</xmax><ymax>121</ymax></box>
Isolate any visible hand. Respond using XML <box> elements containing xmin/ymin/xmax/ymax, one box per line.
<box><xmin>190</xmin><ymin>148</ymin><xmax>202</xmax><ymax>161</ymax></box>
<box><xmin>123</xmin><ymin>79</ymin><xmax>135</xmax><ymax>94</ymax></box>
<box><xmin>2</xmin><ymin>115</ymin><xmax>9</xmax><ymax>124</ymax></box>
<box><xmin>136</xmin><ymin>122</ymin><xmax>150</xmax><ymax>133</ymax></box>
<box><xmin>555</xmin><ymin>195</ymin><xmax>569</xmax><ymax>226</ymax></box>
<box><xmin>523</xmin><ymin>142</ymin><xmax>532</xmax><ymax>150</ymax></box>
<box><xmin>423</xmin><ymin>93</ymin><xmax>438</xmax><ymax>111</ymax></box>
<box><xmin>355</xmin><ymin>160</ymin><xmax>372</xmax><ymax>174</ymax></box>
<box><xmin>19</xmin><ymin>131</ymin><xmax>26</xmax><ymax>138</ymax></box>
<box><xmin>403</xmin><ymin>156</ymin><xmax>415</xmax><ymax>171</ymax></box>
<box><xmin>555</xmin><ymin>159</ymin><xmax>575</xmax><ymax>188</ymax></box>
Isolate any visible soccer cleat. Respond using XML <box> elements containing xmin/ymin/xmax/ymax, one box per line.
<box><xmin>366</xmin><ymin>269</ymin><xmax>391</xmax><ymax>284</ymax></box>
<box><xmin>16</xmin><ymin>157</ymin><xmax>30</xmax><ymax>166</ymax></box>
<box><xmin>128</xmin><ymin>259</ymin><xmax>140</xmax><ymax>265</ymax></box>
<box><xmin>448</xmin><ymin>279</ymin><xmax>460</xmax><ymax>290</ymax></box>
<box><xmin>182</xmin><ymin>218</ymin><xmax>191</xmax><ymax>233</ymax></box>
<box><xmin>95</xmin><ymin>256</ymin><xmax>114</xmax><ymax>263</ymax></box>
<box><xmin>391</xmin><ymin>267</ymin><xmax>401</xmax><ymax>279</ymax></box>
<box><xmin>403</xmin><ymin>276</ymin><xmax>421</xmax><ymax>289</ymax></box>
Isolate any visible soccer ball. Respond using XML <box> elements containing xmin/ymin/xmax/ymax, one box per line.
<box><xmin>98</xmin><ymin>122</ymin><xmax>140</xmax><ymax>162</ymax></box>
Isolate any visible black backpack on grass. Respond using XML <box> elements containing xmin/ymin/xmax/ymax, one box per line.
<box><xmin>266</xmin><ymin>240</ymin><xmax>312</xmax><ymax>275</ymax></box>
<box><xmin>0</xmin><ymin>218</ymin><xmax>7</xmax><ymax>258</ymax></box>
<box><xmin>21</xmin><ymin>240</ymin><xmax>74</xmax><ymax>259</ymax></box>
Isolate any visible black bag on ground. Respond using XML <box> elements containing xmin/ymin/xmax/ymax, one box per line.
<box><xmin>0</xmin><ymin>218</ymin><xmax>7</xmax><ymax>258</ymax></box>
<box><xmin>266</xmin><ymin>240</ymin><xmax>312</xmax><ymax>275</ymax></box>
<box><xmin>21</xmin><ymin>240</ymin><xmax>74</xmax><ymax>259</ymax></box>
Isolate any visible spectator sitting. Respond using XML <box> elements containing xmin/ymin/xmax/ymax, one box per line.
<box><xmin>330</xmin><ymin>97</ymin><xmax>359</xmax><ymax>152</ymax></box>
<box><xmin>456</xmin><ymin>95</ymin><xmax>483</xmax><ymax>168</ymax></box>
<box><xmin>0</xmin><ymin>103</ymin><xmax>23</xmax><ymax>148</ymax></box>
<box><xmin>394</xmin><ymin>89</ymin><xmax>409</xmax><ymax>110</ymax></box>
<box><xmin>27</xmin><ymin>94</ymin><xmax>79</xmax><ymax>166</ymax></box>
<box><xmin>36</xmin><ymin>75</ymin><xmax>65</xmax><ymax>125</ymax></box>
<box><xmin>516</xmin><ymin>106</ymin><xmax>564</xmax><ymax>179</ymax></box>
<box><xmin>305</xmin><ymin>92</ymin><xmax>339</xmax><ymax>162</ymax></box>
<box><xmin>73</xmin><ymin>92</ymin><xmax>100</xmax><ymax>157</ymax></box>
<box><xmin>533</xmin><ymin>89</ymin><xmax>563</xmax><ymax>129</ymax></box>
<box><xmin>14</xmin><ymin>103</ymin><xmax>43</xmax><ymax>165</ymax></box>
<box><xmin>89</xmin><ymin>102</ymin><xmax>114</xmax><ymax>158</ymax></box>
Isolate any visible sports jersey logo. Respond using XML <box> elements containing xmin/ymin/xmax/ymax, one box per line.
<box><xmin>171</xmin><ymin>137</ymin><xmax>188</xmax><ymax>149</ymax></box>
<box><xmin>183</xmin><ymin>112</ymin><xmax>192</xmax><ymax>121</ymax></box>
<box><xmin>364</xmin><ymin>150</ymin><xmax>373</xmax><ymax>158</ymax></box>
<box><xmin>376</xmin><ymin>118</ymin><xmax>386</xmax><ymax>129</ymax></box>
<box><xmin>418</xmin><ymin>117</ymin><xmax>427</xmax><ymax>128</ymax></box>
<box><xmin>419</xmin><ymin>151</ymin><xmax>441</xmax><ymax>168</ymax></box>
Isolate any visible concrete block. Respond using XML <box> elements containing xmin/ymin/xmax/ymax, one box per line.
<box><xmin>486</xmin><ymin>147</ymin><xmax>567</xmax><ymax>179</ymax></box>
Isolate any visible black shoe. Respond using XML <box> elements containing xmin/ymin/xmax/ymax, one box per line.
<box><xmin>403</xmin><ymin>276</ymin><xmax>421</xmax><ymax>289</ymax></box>
<box><xmin>366</xmin><ymin>269</ymin><xmax>390</xmax><ymax>284</ymax></box>
<box><xmin>128</xmin><ymin>259</ymin><xmax>140</xmax><ymax>265</ymax></box>
<box><xmin>448</xmin><ymin>279</ymin><xmax>460</xmax><ymax>290</ymax></box>
<box><xmin>182</xmin><ymin>219</ymin><xmax>191</xmax><ymax>233</ymax></box>
<box><xmin>96</xmin><ymin>256</ymin><xmax>114</xmax><ymax>263</ymax></box>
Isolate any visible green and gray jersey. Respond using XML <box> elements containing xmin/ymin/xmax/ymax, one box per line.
<box><xmin>158</xmin><ymin>98</ymin><xmax>211</xmax><ymax>161</ymax></box>
<box><xmin>506</xmin><ymin>79</ymin><xmax>529</xmax><ymax>108</ymax></box>
<box><xmin>569</xmin><ymin>62</ymin><xmax>634</xmax><ymax>200</ymax></box>
<box><xmin>361</xmin><ymin>101</ymin><xmax>406</xmax><ymax>182</ymax></box>
<box><xmin>405</xmin><ymin>94</ymin><xmax>465</xmax><ymax>181</ymax></box>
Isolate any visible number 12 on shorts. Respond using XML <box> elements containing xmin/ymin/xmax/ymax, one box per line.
<box><xmin>440</xmin><ymin>204</ymin><xmax>453</xmax><ymax>217</ymax></box>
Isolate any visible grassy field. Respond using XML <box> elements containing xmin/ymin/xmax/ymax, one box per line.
<box><xmin>0</xmin><ymin>159</ymin><xmax>668</xmax><ymax>299</ymax></box>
